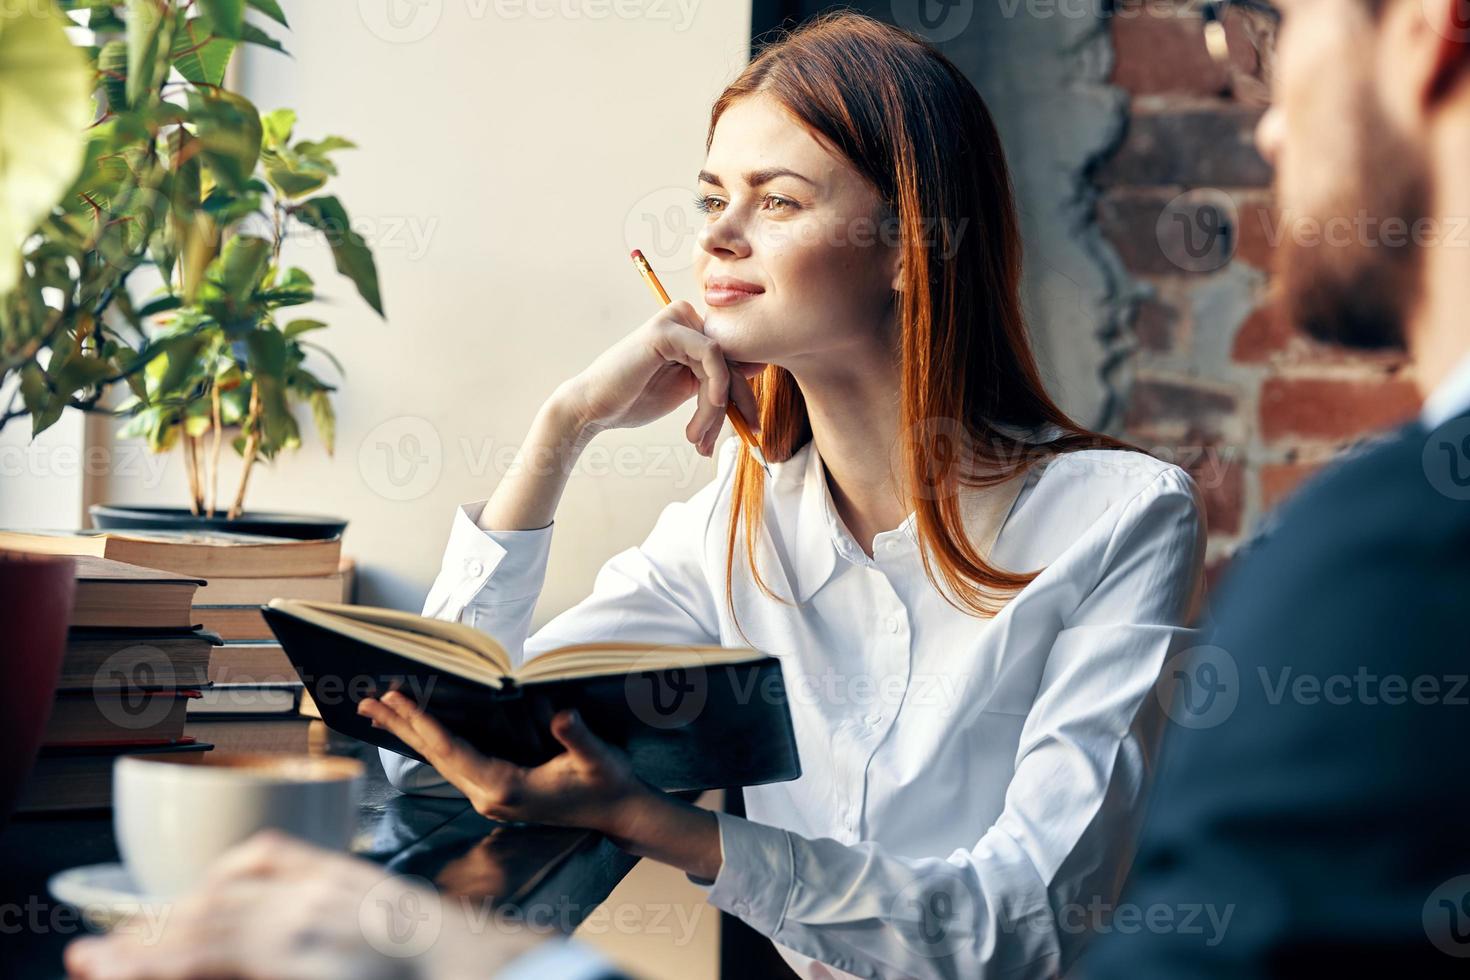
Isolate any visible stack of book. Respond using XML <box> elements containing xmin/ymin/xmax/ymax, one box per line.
<box><xmin>190</xmin><ymin>555</ymin><xmax>355</xmax><ymax>754</ymax></box>
<box><xmin>14</xmin><ymin>555</ymin><xmax>218</xmax><ymax>812</ymax></box>
<box><xmin>0</xmin><ymin>528</ymin><xmax>353</xmax><ymax>768</ymax></box>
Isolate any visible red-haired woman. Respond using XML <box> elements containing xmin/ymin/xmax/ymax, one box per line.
<box><xmin>371</xmin><ymin>12</ymin><xmax>1207</xmax><ymax>978</ymax></box>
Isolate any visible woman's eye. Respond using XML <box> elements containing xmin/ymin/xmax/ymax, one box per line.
<box><xmin>692</xmin><ymin>194</ymin><xmax>798</xmax><ymax>215</ymax></box>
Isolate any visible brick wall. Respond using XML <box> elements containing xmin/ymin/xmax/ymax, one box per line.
<box><xmin>1095</xmin><ymin>1</ymin><xmax>1420</xmax><ymax>586</ymax></box>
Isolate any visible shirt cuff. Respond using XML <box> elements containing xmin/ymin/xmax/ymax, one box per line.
<box><xmin>704</xmin><ymin>811</ymin><xmax>794</xmax><ymax>937</ymax></box>
<box><xmin>491</xmin><ymin>938</ymin><xmax>619</xmax><ymax>980</ymax></box>
<box><xmin>422</xmin><ymin>502</ymin><xmax>554</xmax><ymax>620</ymax></box>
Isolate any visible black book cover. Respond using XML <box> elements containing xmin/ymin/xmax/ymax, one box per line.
<box><xmin>260</xmin><ymin>605</ymin><xmax>802</xmax><ymax>793</ymax></box>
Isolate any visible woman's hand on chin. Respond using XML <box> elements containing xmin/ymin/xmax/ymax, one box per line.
<box><xmin>357</xmin><ymin>691</ymin><xmax>652</xmax><ymax>836</ymax></box>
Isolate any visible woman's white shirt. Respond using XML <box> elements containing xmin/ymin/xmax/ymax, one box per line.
<box><xmin>383</xmin><ymin>434</ymin><xmax>1207</xmax><ymax>980</ymax></box>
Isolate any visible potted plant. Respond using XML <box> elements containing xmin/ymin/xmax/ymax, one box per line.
<box><xmin>1</xmin><ymin>0</ymin><xmax>384</xmax><ymax>540</ymax></box>
<box><xmin>0</xmin><ymin>0</ymin><xmax>88</xmax><ymax>826</ymax></box>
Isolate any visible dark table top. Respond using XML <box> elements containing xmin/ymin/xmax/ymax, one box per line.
<box><xmin>0</xmin><ymin>739</ymin><xmax>644</xmax><ymax>979</ymax></box>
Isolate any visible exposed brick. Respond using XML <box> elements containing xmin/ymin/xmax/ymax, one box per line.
<box><xmin>1259</xmin><ymin>375</ymin><xmax>1422</xmax><ymax>442</ymax></box>
<box><xmin>1124</xmin><ymin>378</ymin><xmax>1238</xmax><ymax>441</ymax></box>
<box><xmin>1110</xmin><ymin>10</ymin><xmax>1229</xmax><ymax>97</ymax></box>
<box><xmin>1098</xmin><ymin>188</ymin><xmax>1247</xmax><ymax>277</ymax></box>
<box><xmin>1231</xmin><ymin>301</ymin><xmax>1290</xmax><ymax>363</ymax></box>
<box><xmin>1095</xmin><ymin>107</ymin><xmax>1272</xmax><ymax>188</ymax></box>
<box><xmin>1231</xmin><ymin>194</ymin><xmax>1279</xmax><ymax>270</ymax></box>
<box><xmin>1190</xmin><ymin>448</ymin><xmax>1243</xmax><ymax>536</ymax></box>
<box><xmin>1130</xmin><ymin>296</ymin><xmax>1179</xmax><ymax>352</ymax></box>
<box><xmin>1259</xmin><ymin>461</ymin><xmax>1324</xmax><ymax>511</ymax></box>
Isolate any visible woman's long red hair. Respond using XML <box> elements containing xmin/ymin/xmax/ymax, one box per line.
<box><xmin>716</xmin><ymin>11</ymin><xmax>1136</xmax><ymax>641</ymax></box>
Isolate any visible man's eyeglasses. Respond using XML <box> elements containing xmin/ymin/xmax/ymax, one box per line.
<box><xmin>1200</xmin><ymin>0</ymin><xmax>1280</xmax><ymax>108</ymax></box>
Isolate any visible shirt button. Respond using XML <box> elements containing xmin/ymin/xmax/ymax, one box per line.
<box><xmin>733</xmin><ymin>901</ymin><xmax>750</xmax><ymax>916</ymax></box>
<box><xmin>465</xmin><ymin>558</ymin><xmax>485</xmax><ymax>577</ymax></box>
<box><xmin>885</xmin><ymin>615</ymin><xmax>899</xmax><ymax>633</ymax></box>
<box><xmin>884</xmin><ymin>539</ymin><xmax>898</xmax><ymax>552</ymax></box>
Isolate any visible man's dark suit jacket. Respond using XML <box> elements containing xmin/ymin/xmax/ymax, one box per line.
<box><xmin>1084</xmin><ymin>409</ymin><xmax>1470</xmax><ymax>976</ymax></box>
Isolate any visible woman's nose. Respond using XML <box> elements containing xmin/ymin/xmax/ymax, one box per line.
<box><xmin>1255</xmin><ymin>105</ymin><xmax>1284</xmax><ymax>170</ymax></box>
<box><xmin>697</xmin><ymin>209</ymin><xmax>751</xmax><ymax>259</ymax></box>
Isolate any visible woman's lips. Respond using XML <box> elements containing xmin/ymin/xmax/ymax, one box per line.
<box><xmin>704</xmin><ymin>286</ymin><xmax>764</xmax><ymax>307</ymax></box>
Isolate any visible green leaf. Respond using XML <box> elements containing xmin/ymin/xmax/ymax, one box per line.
<box><xmin>197</xmin><ymin>0</ymin><xmax>245</xmax><ymax>40</ymax></box>
<box><xmin>191</xmin><ymin>89</ymin><xmax>262</xmax><ymax>193</ymax></box>
<box><xmin>246</xmin><ymin>0</ymin><xmax>288</xmax><ymax>27</ymax></box>
<box><xmin>171</xmin><ymin>18</ymin><xmax>236</xmax><ymax>87</ymax></box>
<box><xmin>20</xmin><ymin>363</ymin><xmax>65</xmax><ymax>437</ymax></box>
<box><xmin>124</xmin><ymin>0</ymin><xmax>169</xmax><ymax>108</ymax></box>
<box><xmin>296</xmin><ymin>136</ymin><xmax>356</xmax><ymax>159</ymax></box>
<box><xmin>261</xmin><ymin>149</ymin><xmax>329</xmax><ymax>199</ymax></box>
<box><xmin>246</xmin><ymin>329</ymin><xmax>299</xmax><ymax>451</ymax></box>
<box><xmin>240</xmin><ymin>22</ymin><xmax>287</xmax><ymax>55</ymax></box>
<box><xmin>260</xmin><ymin>108</ymin><xmax>296</xmax><ymax>150</ymax></box>
<box><xmin>309</xmin><ymin>389</ymin><xmax>334</xmax><ymax>455</ymax></box>
<box><xmin>284</xmin><ymin>318</ymin><xmax>327</xmax><ymax>339</ymax></box>
<box><xmin>294</xmin><ymin>196</ymin><xmax>384</xmax><ymax>316</ymax></box>
<box><xmin>0</xmin><ymin>1</ymin><xmax>93</xmax><ymax>296</ymax></box>
<box><xmin>97</xmin><ymin>39</ymin><xmax>127</xmax><ymax>114</ymax></box>
<box><xmin>215</xmin><ymin>235</ymin><xmax>271</xmax><ymax>301</ymax></box>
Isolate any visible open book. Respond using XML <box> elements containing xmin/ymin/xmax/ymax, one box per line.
<box><xmin>261</xmin><ymin>599</ymin><xmax>802</xmax><ymax>793</ymax></box>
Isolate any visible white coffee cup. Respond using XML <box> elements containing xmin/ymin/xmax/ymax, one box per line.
<box><xmin>114</xmin><ymin>751</ymin><xmax>364</xmax><ymax>898</ymax></box>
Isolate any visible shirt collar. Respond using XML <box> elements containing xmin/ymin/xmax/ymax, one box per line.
<box><xmin>1421</xmin><ymin>349</ymin><xmax>1470</xmax><ymax>431</ymax></box>
<box><xmin>780</xmin><ymin>439</ymin><xmax>1031</xmax><ymax>604</ymax></box>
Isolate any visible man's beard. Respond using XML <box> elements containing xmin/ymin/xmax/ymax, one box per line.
<box><xmin>1275</xmin><ymin>101</ymin><xmax>1429</xmax><ymax>352</ymax></box>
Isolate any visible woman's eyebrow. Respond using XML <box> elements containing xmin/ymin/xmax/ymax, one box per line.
<box><xmin>697</xmin><ymin>167</ymin><xmax>816</xmax><ymax>188</ymax></box>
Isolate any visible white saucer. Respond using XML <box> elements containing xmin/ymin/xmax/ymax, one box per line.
<box><xmin>48</xmin><ymin>863</ymin><xmax>170</xmax><ymax>929</ymax></box>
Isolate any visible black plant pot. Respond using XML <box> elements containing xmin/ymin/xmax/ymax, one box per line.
<box><xmin>88</xmin><ymin>504</ymin><xmax>347</xmax><ymax>541</ymax></box>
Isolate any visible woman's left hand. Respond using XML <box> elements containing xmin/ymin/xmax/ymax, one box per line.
<box><xmin>357</xmin><ymin>691</ymin><xmax>650</xmax><ymax>835</ymax></box>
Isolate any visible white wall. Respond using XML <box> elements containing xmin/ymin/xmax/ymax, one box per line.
<box><xmin>87</xmin><ymin>5</ymin><xmax>750</xmax><ymax>977</ymax></box>
<box><xmin>95</xmin><ymin>0</ymin><xmax>751</xmax><ymax>621</ymax></box>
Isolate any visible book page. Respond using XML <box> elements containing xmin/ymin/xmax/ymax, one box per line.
<box><xmin>267</xmin><ymin>599</ymin><xmax>512</xmax><ymax>680</ymax></box>
<box><xmin>512</xmin><ymin>642</ymin><xmax>764</xmax><ymax>682</ymax></box>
